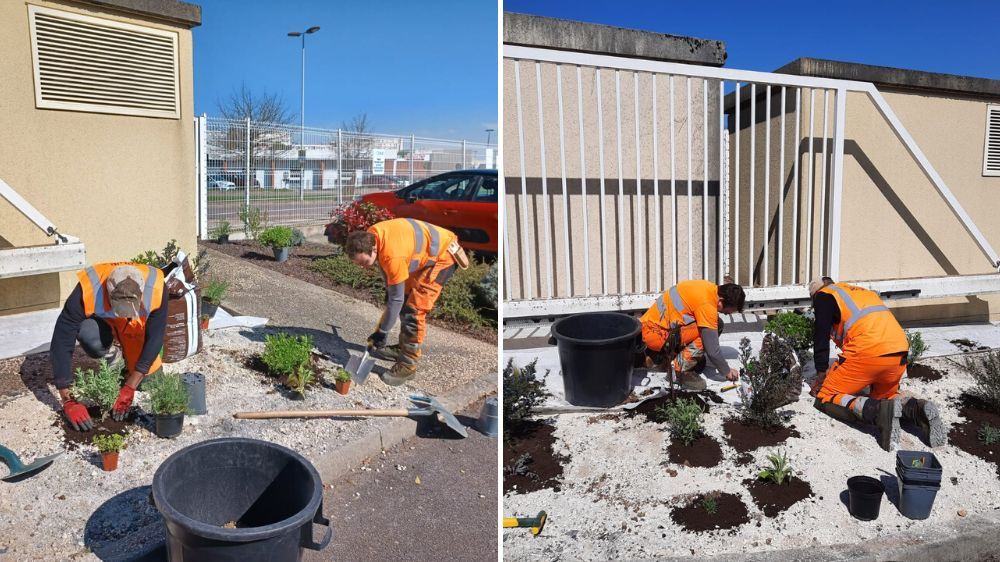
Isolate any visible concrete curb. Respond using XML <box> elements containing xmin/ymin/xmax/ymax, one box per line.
<box><xmin>310</xmin><ymin>369</ymin><xmax>498</xmax><ymax>481</ymax></box>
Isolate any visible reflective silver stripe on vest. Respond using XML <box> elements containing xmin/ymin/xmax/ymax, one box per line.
<box><xmin>827</xmin><ymin>285</ymin><xmax>890</xmax><ymax>344</ymax></box>
<box><xmin>140</xmin><ymin>266</ymin><xmax>158</xmax><ymax>315</ymax></box>
<box><xmin>405</xmin><ymin>218</ymin><xmax>441</xmax><ymax>272</ymax></box>
<box><xmin>85</xmin><ymin>267</ymin><xmax>113</xmax><ymax>318</ymax></box>
<box><xmin>668</xmin><ymin>286</ymin><xmax>696</xmax><ymax>324</ymax></box>
<box><xmin>655</xmin><ymin>295</ymin><xmax>667</xmax><ymax>319</ymax></box>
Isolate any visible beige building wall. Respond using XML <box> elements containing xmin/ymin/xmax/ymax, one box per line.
<box><xmin>730</xmin><ymin>84</ymin><xmax>1000</xmax><ymax>321</ymax></box>
<box><xmin>504</xmin><ymin>57</ymin><xmax>723</xmax><ymax>301</ymax></box>
<box><xmin>0</xmin><ymin>0</ymin><xmax>197</xmax><ymax>316</ymax></box>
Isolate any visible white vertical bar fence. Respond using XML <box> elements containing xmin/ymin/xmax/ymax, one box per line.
<box><xmin>819</xmin><ymin>89</ymin><xmax>830</xmax><ymax>275</ymax></box>
<box><xmin>513</xmin><ymin>60</ymin><xmax>533</xmax><ymax>299</ymax></box>
<box><xmin>718</xmin><ymin>80</ymin><xmax>724</xmax><ymax>283</ymax></box>
<box><xmin>634</xmin><ymin>72</ymin><xmax>644</xmax><ymax>293</ymax></box>
<box><xmin>686</xmin><ymin>77</ymin><xmax>693</xmax><ymax>280</ymax></box>
<box><xmin>763</xmin><ymin>84</ymin><xmax>771</xmax><ymax>286</ymax></box>
<box><xmin>535</xmin><ymin>62</ymin><xmax>553</xmax><ymax>299</ymax></box>
<box><xmin>792</xmin><ymin>88</ymin><xmax>801</xmax><ymax>284</ymax></box>
<box><xmin>670</xmin><ymin>75</ymin><xmax>678</xmax><ymax>285</ymax></box>
<box><xmin>576</xmin><ymin>66</ymin><xmax>591</xmax><ymax>297</ymax></box>
<box><xmin>748</xmin><ymin>83</ymin><xmax>756</xmax><ymax>287</ymax></box>
<box><xmin>556</xmin><ymin>65</ymin><xmax>572</xmax><ymax>297</ymax></box>
<box><xmin>806</xmin><ymin>89</ymin><xmax>816</xmax><ymax>280</ymax></box>
<box><xmin>778</xmin><ymin>86</ymin><xmax>786</xmax><ymax>285</ymax></box>
<box><xmin>734</xmin><ymin>82</ymin><xmax>740</xmax><ymax>285</ymax></box>
<box><xmin>596</xmin><ymin>68</ymin><xmax>609</xmax><ymax>295</ymax></box>
<box><xmin>615</xmin><ymin>70</ymin><xmax>624</xmax><ymax>294</ymax></box>
<box><xmin>653</xmin><ymin>74</ymin><xmax>661</xmax><ymax>292</ymax></box>
<box><xmin>702</xmin><ymin>78</ymin><xmax>709</xmax><ymax>280</ymax></box>
<box><xmin>829</xmin><ymin>88</ymin><xmax>847</xmax><ymax>280</ymax></box>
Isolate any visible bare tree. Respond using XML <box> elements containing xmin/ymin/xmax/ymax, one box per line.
<box><xmin>214</xmin><ymin>84</ymin><xmax>295</xmax><ymax>188</ymax></box>
<box><xmin>340</xmin><ymin>112</ymin><xmax>374</xmax><ymax>161</ymax></box>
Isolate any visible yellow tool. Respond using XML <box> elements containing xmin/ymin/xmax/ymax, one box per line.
<box><xmin>721</xmin><ymin>382</ymin><xmax>741</xmax><ymax>392</ymax></box>
<box><xmin>503</xmin><ymin>511</ymin><xmax>547</xmax><ymax>536</ymax></box>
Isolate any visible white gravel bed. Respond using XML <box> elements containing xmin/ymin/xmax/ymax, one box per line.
<box><xmin>503</xmin><ymin>353</ymin><xmax>1000</xmax><ymax>560</ymax></box>
<box><xmin>0</xmin><ymin>326</ymin><xmax>410</xmax><ymax>561</ymax></box>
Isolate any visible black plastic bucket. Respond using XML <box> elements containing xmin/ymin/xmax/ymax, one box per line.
<box><xmin>846</xmin><ymin>476</ymin><xmax>885</xmax><ymax>521</ymax></box>
<box><xmin>152</xmin><ymin>438</ymin><xmax>331</xmax><ymax>561</ymax></box>
<box><xmin>896</xmin><ymin>476</ymin><xmax>940</xmax><ymax>520</ymax></box>
<box><xmin>550</xmin><ymin>312</ymin><xmax>642</xmax><ymax>407</ymax></box>
<box><xmin>896</xmin><ymin>450</ymin><xmax>942</xmax><ymax>485</ymax></box>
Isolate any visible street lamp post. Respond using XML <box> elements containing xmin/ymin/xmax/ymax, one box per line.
<box><xmin>485</xmin><ymin>128</ymin><xmax>495</xmax><ymax>146</ymax></box>
<box><xmin>288</xmin><ymin>26</ymin><xmax>320</xmax><ymax>199</ymax></box>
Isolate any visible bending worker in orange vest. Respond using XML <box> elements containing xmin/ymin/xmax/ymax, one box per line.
<box><xmin>809</xmin><ymin>277</ymin><xmax>945</xmax><ymax>451</ymax></box>
<box><xmin>50</xmin><ymin>263</ymin><xmax>167</xmax><ymax>431</ymax></box>
<box><xmin>345</xmin><ymin>218</ymin><xmax>468</xmax><ymax>386</ymax></box>
<box><xmin>640</xmin><ymin>280</ymin><xmax>746</xmax><ymax>390</ymax></box>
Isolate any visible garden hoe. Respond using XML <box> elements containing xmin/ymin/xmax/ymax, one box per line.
<box><xmin>503</xmin><ymin>511</ymin><xmax>547</xmax><ymax>536</ymax></box>
<box><xmin>233</xmin><ymin>394</ymin><xmax>469</xmax><ymax>437</ymax></box>
<box><xmin>0</xmin><ymin>444</ymin><xmax>61</xmax><ymax>482</ymax></box>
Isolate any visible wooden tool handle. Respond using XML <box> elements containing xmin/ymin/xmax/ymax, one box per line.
<box><xmin>234</xmin><ymin>409</ymin><xmax>411</xmax><ymax>419</ymax></box>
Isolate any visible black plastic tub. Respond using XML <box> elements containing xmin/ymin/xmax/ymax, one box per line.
<box><xmin>896</xmin><ymin>450</ymin><xmax>942</xmax><ymax>485</ymax></box>
<box><xmin>846</xmin><ymin>476</ymin><xmax>885</xmax><ymax>521</ymax></box>
<box><xmin>550</xmin><ymin>312</ymin><xmax>642</xmax><ymax>408</ymax></box>
<box><xmin>182</xmin><ymin>373</ymin><xmax>207</xmax><ymax>415</ymax></box>
<box><xmin>896</xmin><ymin>474</ymin><xmax>940</xmax><ymax>520</ymax></box>
<box><xmin>201</xmin><ymin>301</ymin><xmax>219</xmax><ymax>319</ymax></box>
<box><xmin>152</xmin><ymin>438</ymin><xmax>331</xmax><ymax>561</ymax></box>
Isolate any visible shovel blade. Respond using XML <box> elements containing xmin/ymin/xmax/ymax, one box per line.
<box><xmin>346</xmin><ymin>354</ymin><xmax>375</xmax><ymax>385</ymax></box>
<box><xmin>2</xmin><ymin>451</ymin><xmax>61</xmax><ymax>482</ymax></box>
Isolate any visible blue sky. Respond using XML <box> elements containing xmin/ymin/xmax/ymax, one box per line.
<box><xmin>503</xmin><ymin>1</ymin><xmax>1000</xmax><ymax>79</ymax></box>
<box><xmin>193</xmin><ymin>0</ymin><xmax>497</xmax><ymax>142</ymax></box>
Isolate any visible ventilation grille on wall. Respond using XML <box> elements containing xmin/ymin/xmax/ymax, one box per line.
<box><xmin>986</xmin><ymin>105</ymin><xmax>1000</xmax><ymax>177</ymax></box>
<box><xmin>28</xmin><ymin>5</ymin><xmax>180</xmax><ymax>119</ymax></box>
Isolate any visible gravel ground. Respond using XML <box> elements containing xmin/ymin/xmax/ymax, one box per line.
<box><xmin>503</xmin><ymin>349</ymin><xmax>1000</xmax><ymax>560</ymax></box>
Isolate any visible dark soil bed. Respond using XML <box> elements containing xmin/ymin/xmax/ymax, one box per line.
<box><xmin>950</xmin><ymin>339</ymin><xmax>990</xmax><ymax>353</ymax></box>
<box><xmin>670</xmin><ymin>492</ymin><xmax>750</xmax><ymax>533</ymax></box>
<box><xmin>625</xmin><ymin>390</ymin><xmax>720</xmax><ymax>423</ymax></box>
<box><xmin>203</xmin><ymin>241</ymin><xmax>495</xmax><ymax>343</ymax></box>
<box><xmin>744</xmin><ymin>476</ymin><xmax>814</xmax><ymax>517</ymax></box>
<box><xmin>503</xmin><ymin>421</ymin><xmax>567</xmax><ymax>495</ymax></box>
<box><xmin>949</xmin><ymin>393</ymin><xmax>1000</xmax><ymax>477</ymax></box>
<box><xmin>54</xmin><ymin>406</ymin><xmax>135</xmax><ymax>451</ymax></box>
<box><xmin>667</xmin><ymin>435</ymin><xmax>723</xmax><ymax>468</ymax></box>
<box><xmin>722</xmin><ymin>418</ymin><xmax>801</xmax><ymax>453</ymax></box>
<box><xmin>907</xmin><ymin>363</ymin><xmax>944</xmax><ymax>381</ymax></box>
<box><xmin>0</xmin><ymin>349</ymin><xmax>101</xmax><ymax>400</ymax></box>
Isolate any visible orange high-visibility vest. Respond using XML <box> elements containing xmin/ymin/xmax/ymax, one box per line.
<box><xmin>640</xmin><ymin>280</ymin><xmax>720</xmax><ymax>331</ymax></box>
<box><xmin>77</xmin><ymin>262</ymin><xmax>165</xmax><ymax>374</ymax></box>
<box><xmin>369</xmin><ymin>218</ymin><xmax>458</xmax><ymax>285</ymax></box>
<box><xmin>819</xmin><ymin>283</ymin><xmax>908</xmax><ymax>358</ymax></box>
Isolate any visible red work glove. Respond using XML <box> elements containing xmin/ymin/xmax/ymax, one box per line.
<box><xmin>63</xmin><ymin>399</ymin><xmax>93</xmax><ymax>431</ymax></box>
<box><xmin>111</xmin><ymin>384</ymin><xmax>136</xmax><ymax>421</ymax></box>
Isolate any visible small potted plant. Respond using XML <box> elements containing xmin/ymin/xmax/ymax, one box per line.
<box><xmin>200</xmin><ymin>314</ymin><xmax>210</xmax><ymax>331</ymax></box>
<box><xmin>92</xmin><ymin>433</ymin><xmax>125</xmax><ymax>471</ymax></box>
<box><xmin>209</xmin><ymin>221</ymin><xmax>232</xmax><ymax>244</ymax></box>
<box><xmin>334</xmin><ymin>367</ymin><xmax>351</xmax><ymax>395</ymax></box>
<box><xmin>258</xmin><ymin>226</ymin><xmax>295</xmax><ymax>263</ymax></box>
<box><xmin>144</xmin><ymin>372</ymin><xmax>190</xmax><ymax>439</ymax></box>
<box><xmin>201</xmin><ymin>280</ymin><xmax>229</xmax><ymax>318</ymax></box>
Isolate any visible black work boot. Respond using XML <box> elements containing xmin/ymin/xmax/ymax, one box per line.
<box><xmin>371</xmin><ymin>344</ymin><xmax>402</xmax><ymax>362</ymax></box>
<box><xmin>902</xmin><ymin>398</ymin><xmax>946</xmax><ymax>448</ymax></box>
<box><xmin>813</xmin><ymin>398</ymin><xmax>858</xmax><ymax>425</ymax></box>
<box><xmin>675</xmin><ymin>371</ymin><xmax>707</xmax><ymax>391</ymax></box>
<box><xmin>861</xmin><ymin>398</ymin><xmax>902</xmax><ymax>452</ymax></box>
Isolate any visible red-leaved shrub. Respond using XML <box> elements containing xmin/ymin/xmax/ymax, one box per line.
<box><xmin>324</xmin><ymin>201</ymin><xmax>395</xmax><ymax>246</ymax></box>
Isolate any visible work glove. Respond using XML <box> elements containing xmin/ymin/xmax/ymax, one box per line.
<box><xmin>111</xmin><ymin>384</ymin><xmax>136</xmax><ymax>422</ymax></box>
<box><xmin>63</xmin><ymin>399</ymin><xmax>93</xmax><ymax>431</ymax></box>
<box><xmin>809</xmin><ymin>370</ymin><xmax>827</xmax><ymax>397</ymax></box>
<box><xmin>367</xmin><ymin>330</ymin><xmax>387</xmax><ymax>350</ymax></box>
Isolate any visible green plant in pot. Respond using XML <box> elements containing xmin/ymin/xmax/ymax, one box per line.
<box><xmin>93</xmin><ymin>433</ymin><xmax>125</xmax><ymax>471</ymax></box>
<box><xmin>334</xmin><ymin>367</ymin><xmax>351</xmax><ymax>395</ymax></box>
<box><xmin>209</xmin><ymin>220</ymin><xmax>232</xmax><ymax>244</ymax></box>
<box><xmin>258</xmin><ymin>226</ymin><xmax>295</xmax><ymax>263</ymax></box>
<box><xmin>286</xmin><ymin>365</ymin><xmax>315</xmax><ymax>399</ymax></box>
<box><xmin>144</xmin><ymin>372</ymin><xmax>190</xmax><ymax>438</ymax></box>
<box><xmin>201</xmin><ymin>279</ymin><xmax>229</xmax><ymax>319</ymax></box>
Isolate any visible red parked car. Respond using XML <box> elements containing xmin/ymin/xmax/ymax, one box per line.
<box><xmin>357</xmin><ymin>169</ymin><xmax>498</xmax><ymax>254</ymax></box>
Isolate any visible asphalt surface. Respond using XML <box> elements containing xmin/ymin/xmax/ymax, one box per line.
<box><xmin>304</xmin><ymin>396</ymin><xmax>499</xmax><ymax>562</ymax></box>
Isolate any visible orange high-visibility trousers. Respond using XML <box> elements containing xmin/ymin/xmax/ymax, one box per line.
<box><xmin>401</xmin><ymin>255</ymin><xmax>456</xmax><ymax>349</ymax></box>
<box><xmin>641</xmin><ymin>321</ymin><xmax>703</xmax><ymax>373</ymax></box>
<box><xmin>816</xmin><ymin>353</ymin><xmax>906</xmax><ymax>409</ymax></box>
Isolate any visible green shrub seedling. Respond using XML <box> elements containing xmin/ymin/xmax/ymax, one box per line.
<box><xmin>906</xmin><ymin>331</ymin><xmax>929</xmax><ymax>366</ymax></box>
<box><xmin>261</xmin><ymin>333</ymin><xmax>314</xmax><ymax>378</ymax></box>
<box><xmin>758</xmin><ymin>450</ymin><xmax>793</xmax><ymax>485</ymax></box>
<box><xmin>71</xmin><ymin>360</ymin><xmax>123</xmax><ymax>416</ymax></box>
<box><xmin>738</xmin><ymin>335</ymin><xmax>797</xmax><ymax>428</ymax></box>
<box><xmin>658</xmin><ymin>398</ymin><xmax>705</xmax><ymax>446</ymax></box>
<box><xmin>258</xmin><ymin>226</ymin><xmax>294</xmax><ymax>249</ymax></box>
<box><xmin>201</xmin><ymin>280</ymin><xmax>229</xmax><ymax>305</ymax></box>
<box><xmin>701</xmin><ymin>496</ymin><xmax>718</xmax><ymax>515</ymax></box>
<box><xmin>764</xmin><ymin>311</ymin><xmax>815</xmax><ymax>366</ymax></box>
<box><xmin>239</xmin><ymin>205</ymin><xmax>268</xmax><ymax>241</ymax></box>
<box><xmin>92</xmin><ymin>433</ymin><xmax>126</xmax><ymax>453</ymax></box>
<box><xmin>334</xmin><ymin>368</ymin><xmax>351</xmax><ymax>383</ymax></box>
<box><xmin>963</xmin><ymin>350</ymin><xmax>1000</xmax><ymax>411</ymax></box>
<box><xmin>144</xmin><ymin>373</ymin><xmax>189</xmax><ymax>416</ymax></box>
<box><xmin>978</xmin><ymin>423</ymin><xmax>1000</xmax><ymax>445</ymax></box>
<box><xmin>209</xmin><ymin>221</ymin><xmax>231</xmax><ymax>240</ymax></box>
<box><xmin>502</xmin><ymin>359</ymin><xmax>550</xmax><ymax>442</ymax></box>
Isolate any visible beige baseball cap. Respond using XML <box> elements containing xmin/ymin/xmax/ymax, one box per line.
<box><xmin>808</xmin><ymin>277</ymin><xmax>834</xmax><ymax>297</ymax></box>
<box><xmin>106</xmin><ymin>266</ymin><xmax>145</xmax><ymax>318</ymax></box>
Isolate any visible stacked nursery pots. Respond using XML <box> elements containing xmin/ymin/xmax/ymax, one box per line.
<box><xmin>895</xmin><ymin>450</ymin><xmax>943</xmax><ymax>520</ymax></box>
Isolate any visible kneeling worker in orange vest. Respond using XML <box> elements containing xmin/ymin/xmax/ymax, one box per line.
<box><xmin>809</xmin><ymin>277</ymin><xmax>945</xmax><ymax>451</ymax></box>
<box><xmin>345</xmin><ymin>218</ymin><xmax>468</xmax><ymax>386</ymax></box>
<box><xmin>50</xmin><ymin>263</ymin><xmax>167</xmax><ymax>431</ymax></box>
<box><xmin>640</xmin><ymin>280</ymin><xmax>746</xmax><ymax>390</ymax></box>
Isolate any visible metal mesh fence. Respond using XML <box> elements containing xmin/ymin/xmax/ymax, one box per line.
<box><xmin>197</xmin><ymin>117</ymin><xmax>495</xmax><ymax>235</ymax></box>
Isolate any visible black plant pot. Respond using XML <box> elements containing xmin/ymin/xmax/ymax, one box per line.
<box><xmin>202</xmin><ymin>300</ymin><xmax>219</xmax><ymax>318</ymax></box>
<box><xmin>273</xmin><ymin>247</ymin><xmax>290</xmax><ymax>263</ymax></box>
<box><xmin>155</xmin><ymin>413</ymin><xmax>185</xmax><ymax>439</ymax></box>
<box><xmin>217</xmin><ymin>234</ymin><xmax>229</xmax><ymax>244</ymax></box>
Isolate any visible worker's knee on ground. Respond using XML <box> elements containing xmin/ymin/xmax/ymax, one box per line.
<box><xmin>78</xmin><ymin>318</ymin><xmax>113</xmax><ymax>359</ymax></box>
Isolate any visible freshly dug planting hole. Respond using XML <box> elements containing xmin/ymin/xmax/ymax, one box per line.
<box><xmin>54</xmin><ymin>406</ymin><xmax>134</xmax><ymax>451</ymax></box>
<box><xmin>744</xmin><ymin>477</ymin><xmax>814</xmax><ymax>517</ymax></box>
<box><xmin>667</xmin><ymin>435</ymin><xmax>723</xmax><ymax>468</ymax></box>
<box><xmin>949</xmin><ymin>394</ymin><xmax>1000</xmax><ymax>477</ymax></box>
<box><xmin>670</xmin><ymin>492</ymin><xmax>749</xmax><ymax>533</ymax></box>
<box><xmin>626</xmin><ymin>390</ymin><xmax>718</xmax><ymax>423</ymax></box>
<box><xmin>907</xmin><ymin>363</ymin><xmax>944</xmax><ymax>381</ymax></box>
<box><xmin>722</xmin><ymin>418</ymin><xmax>800</xmax><ymax>453</ymax></box>
<box><xmin>503</xmin><ymin>421</ymin><xmax>567</xmax><ymax>495</ymax></box>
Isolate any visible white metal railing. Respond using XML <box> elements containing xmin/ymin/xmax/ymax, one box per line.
<box><xmin>195</xmin><ymin>116</ymin><xmax>495</xmax><ymax>236</ymax></box>
<box><xmin>503</xmin><ymin>45</ymin><xmax>1000</xmax><ymax>319</ymax></box>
